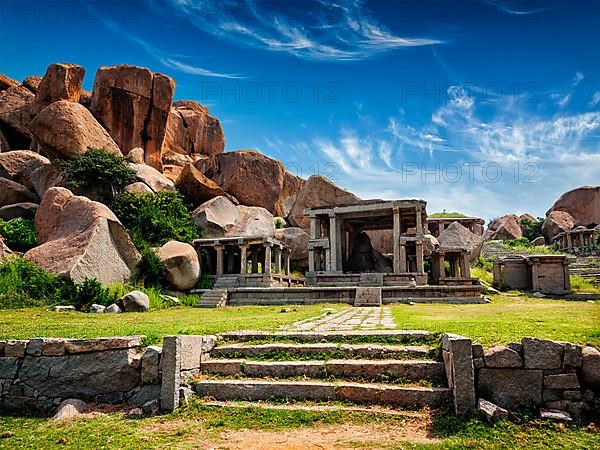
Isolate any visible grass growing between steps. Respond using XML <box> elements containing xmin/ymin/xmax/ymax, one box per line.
<box><xmin>0</xmin><ymin>304</ymin><xmax>347</xmax><ymax>345</ymax></box>
<box><xmin>390</xmin><ymin>294</ymin><xmax>600</xmax><ymax>347</ymax></box>
<box><xmin>1</xmin><ymin>400</ymin><xmax>598</xmax><ymax>449</ymax></box>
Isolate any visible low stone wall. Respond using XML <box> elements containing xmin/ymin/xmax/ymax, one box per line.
<box><xmin>0</xmin><ymin>337</ymin><xmax>162</xmax><ymax>413</ymax></box>
<box><xmin>442</xmin><ymin>333</ymin><xmax>600</xmax><ymax>417</ymax></box>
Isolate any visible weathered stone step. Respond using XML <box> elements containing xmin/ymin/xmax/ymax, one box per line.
<box><xmin>219</xmin><ymin>329</ymin><xmax>436</xmax><ymax>343</ymax></box>
<box><xmin>210</xmin><ymin>343</ymin><xmax>434</xmax><ymax>360</ymax></box>
<box><xmin>197</xmin><ymin>289</ymin><xmax>228</xmax><ymax>308</ymax></box>
<box><xmin>192</xmin><ymin>379</ymin><xmax>451</xmax><ymax>408</ymax></box>
<box><xmin>202</xmin><ymin>359</ymin><xmax>445</xmax><ymax>384</ymax></box>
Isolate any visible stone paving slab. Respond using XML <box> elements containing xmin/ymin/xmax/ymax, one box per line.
<box><xmin>281</xmin><ymin>307</ymin><xmax>397</xmax><ymax>332</ymax></box>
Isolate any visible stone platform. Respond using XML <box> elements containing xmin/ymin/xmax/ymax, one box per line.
<box><xmin>215</xmin><ymin>284</ymin><xmax>484</xmax><ymax>307</ymax></box>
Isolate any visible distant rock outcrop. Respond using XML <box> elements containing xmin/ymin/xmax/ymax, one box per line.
<box><xmin>25</xmin><ymin>187</ymin><xmax>140</xmax><ymax>284</ymax></box>
<box><xmin>91</xmin><ymin>65</ymin><xmax>175</xmax><ymax>169</ymax></box>
<box><xmin>438</xmin><ymin>221</ymin><xmax>483</xmax><ymax>262</ymax></box>
<box><xmin>31</xmin><ymin>63</ymin><xmax>85</xmax><ymax>116</ymax></box>
<box><xmin>0</xmin><ymin>85</ymin><xmax>34</xmax><ymax>148</ymax></box>
<box><xmin>542</xmin><ymin>210</ymin><xmax>575</xmax><ymax>242</ymax></box>
<box><xmin>163</xmin><ymin>100</ymin><xmax>225</xmax><ymax>159</ymax></box>
<box><xmin>192</xmin><ymin>196</ymin><xmax>275</xmax><ymax>238</ymax></box>
<box><xmin>29</xmin><ymin>100</ymin><xmax>121</xmax><ymax>159</ymax></box>
<box><xmin>546</xmin><ymin>186</ymin><xmax>600</xmax><ymax>228</ymax></box>
<box><xmin>175</xmin><ymin>164</ymin><xmax>237</xmax><ymax>208</ymax></box>
<box><xmin>0</xmin><ymin>74</ymin><xmax>20</xmax><ymax>92</ymax></box>
<box><xmin>288</xmin><ymin>175</ymin><xmax>360</xmax><ymax>230</ymax></box>
<box><xmin>484</xmin><ymin>214</ymin><xmax>523</xmax><ymax>241</ymax></box>
<box><xmin>196</xmin><ymin>150</ymin><xmax>303</xmax><ymax>217</ymax></box>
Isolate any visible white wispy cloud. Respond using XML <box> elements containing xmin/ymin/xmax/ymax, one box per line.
<box><xmin>159</xmin><ymin>0</ymin><xmax>441</xmax><ymax>61</ymax></box>
<box><xmin>101</xmin><ymin>19</ymin><xmax>243</xmax><ymax>79</ymax></box>
<box><xmin>591</xmin><ymin>91</ymin><xmax>600</xmax><ymax>107</ymax></box>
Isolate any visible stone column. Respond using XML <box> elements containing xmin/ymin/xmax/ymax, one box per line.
<box><xmin>460</xmin><ymin>254</ymin><xmax>471</xmax><ymax>278</ymax></box>
<box><xmin>284</xmin><ymin>250</ymin><xmax>291</xmax><ymax>275</ymax></box>
<box><xmin>240</xmin><ymin>245</ymin><xmax>248</xmax><ymax>274</ymax></box>
<box><xmin>251</xmin><ymin>249</ymin><xmax>259</xmax><ymax>273</ymax></box>
<box><xmin>567</xmin><ymin>233</ymin><xmax>572</xmax><ymax>251</ymax></box>
<box><xmin>215</xmin><ymin>245</ymin><xmax>224</xmax><ymax>276</ymax></box>
<box><xmin>530</xmin><ymin>261</ymin><xmax>539</xmax><ymax>291</ymax></box>
<box><xmin>563</xmin><ymin>259</ymin><xmax>571</xmax><ymax>290</ymax></box>
<box><xmin>226</xmin><ymin>250</ymin><xmax>235</xmax><ymax>274</ymax></box>
<box><xmin>263</xmin><ymin>243</ymin><xmax>272</xmax><ymax>275</ymax></box>
<box><xmin>310</xmin><ymin>216</ymin><xmax>318</xmax><ymax>239</ymax></box>
<box><xmin>399</xmin><ymin>242</ymin><xmax>407</xmax><ymax>273</ymax></box>
<box><xmin>416</xmin><ymin>207</ymin><xmax>423</xmax><ymax>236</ymax></box>
<box><xmin>415</xmin><ymin>241</ymin><xmax>424</xmax><ymax>274</ymax></box>
<box><xmin>308</xmin><ymin>247</ymin><xmax>315</xmax><ymax>273</ymax></box>
<box><xmin>393</xmin><ymin>207</ymin><xmax>400</xmax><ymax>273</ymax></box>
<box><xmin>329</xmin><ymin>215</ymin><xmax>338</xmax><ymax>272</ymax></box>
<box><xmin>274</xmin><ymin>246</ymin><xmax>282</xmax><ymax>274</ymax></box>
<box><xmin>437</xmin><ymin>253</ymin><xmax>446</xmax><ymax>282</ymax></box>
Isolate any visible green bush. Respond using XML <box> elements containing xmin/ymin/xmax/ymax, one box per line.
<box><xmin>136</xmin><ymin>249</ymin><xmax>167</xmax><ymax>288</ymax></box>
<box><xmin>111</xmin><ymin>191</ymin><xmax>200</xmax><ymax>249</ymax></box>
<box><xmin>521</xmin><ymin>217</ymin><xmax>544</xmax><ymax>241</ymax></box>
<box><xmin>0</xmin><ymin>218</ymin><xmax>37</xmax><ymax>252</ymax></box>
<box><xmin>0</xmin><ymin>256</ymin><xmax>75</xmax><ymax>308</ymax></box>
<box><xmin>72</xmin><ymin>278</ymin><xmax>117</xmax><ymax>311</ymax></box>
<box><xmin>274</xmin><ymin>217</ymin><xmax>287</xmax><ymax>229</ymax></box>
<box><xmin>56</xmin><ymin>148</ymin><xmax>137</xmax><ymax>203</ymax></box>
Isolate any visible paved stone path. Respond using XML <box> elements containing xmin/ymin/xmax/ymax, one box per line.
<box><xmin>282</xmin><ymin>307</ymin><xmax>396</xmax><ymax>332</ymax></box>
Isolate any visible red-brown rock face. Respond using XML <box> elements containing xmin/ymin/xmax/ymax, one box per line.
<box><xmin>196</xmin><ymin>150</ymin><xmax>303</xmax><ymax>217</ymax></box>
<box><xmin>542</xmin><ymin>210</ymin><xmax>575</xmax><ymax>242</ymax></box>
<box><xmin>546</xmin><ymin>186</ymin><xmax>600</xmax><ymax>228</ymax></box>
<box><xmin>484</xmin><ymin>214</ymin><xmax>523</xmax><ymax>241</ymax></box>
<box><xmin>31</xmin><ymin>63</ymin><xmax>85</xmax><ymax>115</ymax></box>
<box><xmin>163</xmin><ymin>100</ymin><xmax>225</xmax><ymax>158</ymax></box>
<box><xmin>90</xmin><ymin>65</ymin><xmax>175</xmax><ymax>169</ymax></box>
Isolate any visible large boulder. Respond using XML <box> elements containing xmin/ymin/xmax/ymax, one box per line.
<box><xmin>484</xmin><ymin>214</ymin><xmax>522</xmax><ymax>241</ymax></box>
<box><xmin>0</xmin><ymin>85</ymin><xmax>34</xmax><ymax>148</ymax></box>
<box><xmin>0</xmin><ymin>128</ymin><xmax>9</xmax><ymax>152</ymax></box>
<box><xmin>288</xmin><ymin>175</ymin><xmax>360</xmax><ymax>230</ymax></box>
<box><xmin>121</xmin><ymin>290</ymin><xmax>149</xmax><ymax>312</ymax></box>
<box><xmin>275</xmin><ymin>227</ymin><xmax>310</xmax><ymax>270</ymax></box>
<box><xmin>196</xmin><ymin>150</ymin><xmax>304</xmax><ymax>217</ymax></box>
<box><xmin>22</xmin><ymin>76</ymin><xmax>42</xmax><ymax>94</ymax></box>
<box><xmin>162</xmin><ymin>150</ymin><xmax>193</xmax><ymax>167</ymax></box>
<box><xmin>175</xmin><ymin>164</ymin><xmax>237</xmax><ymax>207</ymax></box>
<box><xmin>29</xmin><ymin>100</ymin><xmax>121</xmax><ymax>159</ymax></box>
<box><xmin>129</xmin><ymin>163</ymin><xmax>175</xmax><ymax>192</ymax></box>
<box><xmin>438</xmin><ymin>221</ymin><xmax>484</xmax><ymax>262</ymax></box>
<box><xmin>542</xmin><ymin>211</ymin><xmax>575</xmax><ymax>243</ymax></box>
<box><xmin>0</xmin><ymin>73</ymin><xmax>19</xmax><ymax>92</ymax></box>
<box><xmin>0</xmin><ymin>202</ymin><xmax>38</xmax><ymax>220</ymax></box>
<box><xmin>31</xmin><ymin>63</ymin><xmax>85</xmax><ymax>116</ymax></box>
<box><xmin>192</xmin><ymin>196</ymin><xmax>275</xmax><ymax>238</ymax></box>
<box><xmin>0</xmin><ymin>177</ymin><xmax>38</xmax><ymax>207</ymax></box>
<box><xmin>163</xmin><ymin>100</ymin><xmax>225</xmax><ymax>158</ymax></box>
<box><xmin>546</xmin><ymin>186</ymin><xmax>600</xmax><ymax>228</ymax></box>
<box><xmin>24</xmin><ymin>187</ymin><xmax>140</xmax><ymax>284</ymax></box>
<box><xmin>90</xmin><ymin>65</ymin><xmax>175</xmax><ymax>170</ymax></box>
<box><xmin>161</xmin><ymin>164</ymin><xmax>184</xmax><ymax>183</ymax></box>
<box><xmin>30</xmin><ymin>164</ymin><xmax>67</xmax><ymax>198</ymax></box>
<box><xmin>581</xmin><ymin>346</ymin><xmax>600</xmax><ymax>389</ymax></box>
<box><xmin>0</xmin><ymin>150</ymin><xmax>50</xmax><ymax>188</ymax></box>
<box><xmin>157</xmin><ymin>241</ymin><xmax>200</xmax><ymax>290</ymax></box>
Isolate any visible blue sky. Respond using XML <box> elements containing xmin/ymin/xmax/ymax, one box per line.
<box><xmin>2</xmin><ymin>0</ymin><xmax>600</xmax><ymax>220</ymax></box>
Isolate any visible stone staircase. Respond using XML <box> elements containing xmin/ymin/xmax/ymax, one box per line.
<box><xmin>198</xmin><ymin>289</ymin><xmax>229</xmax><ymax>308</ymax></box>
<box><xmin>480</xmin><ymin>241</ymin><xmax>534</xmax><ymax>259</ymax></box>
<box><xmin>570</xmin><ymin>256</ymin><xmax>600</xmax><ymax>283</ymax></box>
<box><xmin>213</xmin><ymin>275</ymin><xmax>240</xmax><ymax>289</ymax></box>
<box><xmin>190</xmin><ymin>330</ymin><xmax>451</xmax><ymax>410</ymax></box>
<box><xmin>354</xmin><ymin>287</ymin><xmax>382</xmax><ymax>307</ymax></box>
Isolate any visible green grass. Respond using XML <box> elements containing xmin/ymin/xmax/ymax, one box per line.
<box><xmin>390</xmin><ymin>294</ymin><xmax>600</xmax><ymax>347</ymax></box>
<box><xmin>428</xmin><ymin>212</ymin><xmax>468</xmax><ymax>218</ymax></box>
<box><xmin>571</xmin><ymin>275</ymin><xmax>600</xmax><ymax>294</ymax></box>
<box><xmin>0</xmin><ymin>304</ymin><xmax>346</xmax><ymax>345</ymax></box>
<box><xmin>500</xmin><ymin>239</ymin><xmax>563</xmax><ymax>255</ymax></box>
<box><xmin>0</xmin><ymin>402</ymin><xmax>598</xmax><ymax>449</ymax></box>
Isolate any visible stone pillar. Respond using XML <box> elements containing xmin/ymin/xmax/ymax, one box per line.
<box><xmin>310</xmin><ymin>216</ymin><xmax>318</xmax><ymax>239</ymax></box>
<box><xmin>449</xmin><ymin>257</ymin><xmax>458</xmax><ymax>277</ymax></box>
<box><xmin>530</xmin><ymin>261</ymin><xmax>539</xmax><ymax>291</ymax></box>
<box><xmin>415</xmin><ymin>241</ymin><xmax>424</xmax><ymax>274</ymax></box>
<box><xmin>399</xmin><ymin>242</ymin><xmax>407</xmax><ymax>273</ymax></box>
<box><xmin>284</xmin><ymin>250</ymin><xmax>291</xmax><ymax>275</ymax></box>
<box><xmin>226</xmin><ymin>250</ymin><xmax>235</xmax><ymax>274</ymax></box>
<box><xmin>439</xmin><ymin>221</ymin><xmax>446</xmax><ymax>233</ymax></box>
<box><xmin>263</xmin><ymin>244</ymin><xmax>272</xmax><ymax>275</ymax></box>
<box><xmin>460</xmin><ymin>254</ymin><xmax>471</xmax><ymax>278</ymax></box>
<box><xmin>563</xmin><ymin>259</ymin><xmax>571</xmax><ymax>291</ymax></box>
<box><xmin>442</xmin><ymin>334</ymin><xmax>476</xmax><ymax>415</ymax></box>
<box><xmin>416</xmin><ymin>207</ymin><xmax>423</xmax><ymax>236</ymax></box>
<box><xmin>274</xmin><ymin>246</ymin><xmax>282</xmax><ymax>274</ymax></box>
<box><xmin>393</xmin><ymin>207</ymin><xmax>401</xmax><ymax>273</ymax></box>
<box><xmin>437</xmin><ymin>253</ymin><xmax>446</xmax><ymax>282</ymax></box>
<box><xmin>251</xmin><ymin>249</ymin><xmax>259</xmax><ymax>273</ymax></box>
<box><xmin>566</xmin><ymin>233</ymin><xmax>572</xmax><ymax>251</ymax></box>
<box><xmin>329</xmin><ymin>216</ymin><xmax>338</xmax><ymax>272</ymax></box>
<box><xmin>308</xmin><ymin>247</ymin><xmax>315</xmax><ymax>272</ymax></box>
<box><xmin>240</xmin><ymin>245</ymin><xmax>248</xmax><ymax>274</ymax></box>
<box><xmin>215</xmin><ymin>245</ymin><xmax>224</xmax><ymax>276</ymax></box>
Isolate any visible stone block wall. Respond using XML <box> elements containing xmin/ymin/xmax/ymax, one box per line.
<box><xmin>0</xmin><ymin>336</ymin><xmax>162</xmax><ymax>413</ymax></box>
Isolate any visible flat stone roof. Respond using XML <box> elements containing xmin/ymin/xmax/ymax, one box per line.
<box><xmin>305</xmin><ymin>199</ymin><xmax>427</xmax><ymax>216</ymax></box>
<box><xmin>193</xmin><ymin>236</ymin><xmax>284</xmax><ymax>247</ymax></box>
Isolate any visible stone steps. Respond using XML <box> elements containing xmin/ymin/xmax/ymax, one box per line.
<box><xmin>192</xmin><ymin>379</ymin><xmax>451</xmax><ymax>409</ymax></box>
<box><xmin>218</xmin><ymin>329</ymin><xmax>436</xmax><ymax>343</ymax></box>
<box><xmin>354</xmin><ymin>287</ymin><xmax>382</xmax><ymax>307</ymax></box>
<box><xmin>201</xmin><ymin>359</ymin><xmax>445</xmax><ymax>384</ymax></box>
<box><xmin>197</xmin><ymin>289</ymin><xmax>228</xmax><ymax>308</ymax></box>
<box><xmin>213</xmin><ymin>275</ymin><xmax>239</xmax><ymax>289</ymax></box>
<box><xmin>210</xmin><ymin>343</ymin><xmax>434</xmax><ymax>360</ymax></box>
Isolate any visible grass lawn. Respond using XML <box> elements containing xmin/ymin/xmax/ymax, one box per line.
<box><xmin>390</xmin><ymin>294</ymin><xmax>600</xmax><ymax>347</ymax></box>
<box><xmin>0</xmin><ymin>295</ymin><xmax>598</xmax><ymax>347</ymax></box>
<box><xmin>0</xmin><ymin>401</ymin><xmax>598</xmax><ymax>449</ymax></box>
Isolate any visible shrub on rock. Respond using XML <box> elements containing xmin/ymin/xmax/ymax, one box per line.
<box><xmin>0</xmin><ymin>218</ymin><xmax>37</xmax><ymax>252</ymax></box>
<box><xmin>111</xmin><ymin>191</ymin><xmax>199</xmax><ymax>249</ymax></box>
